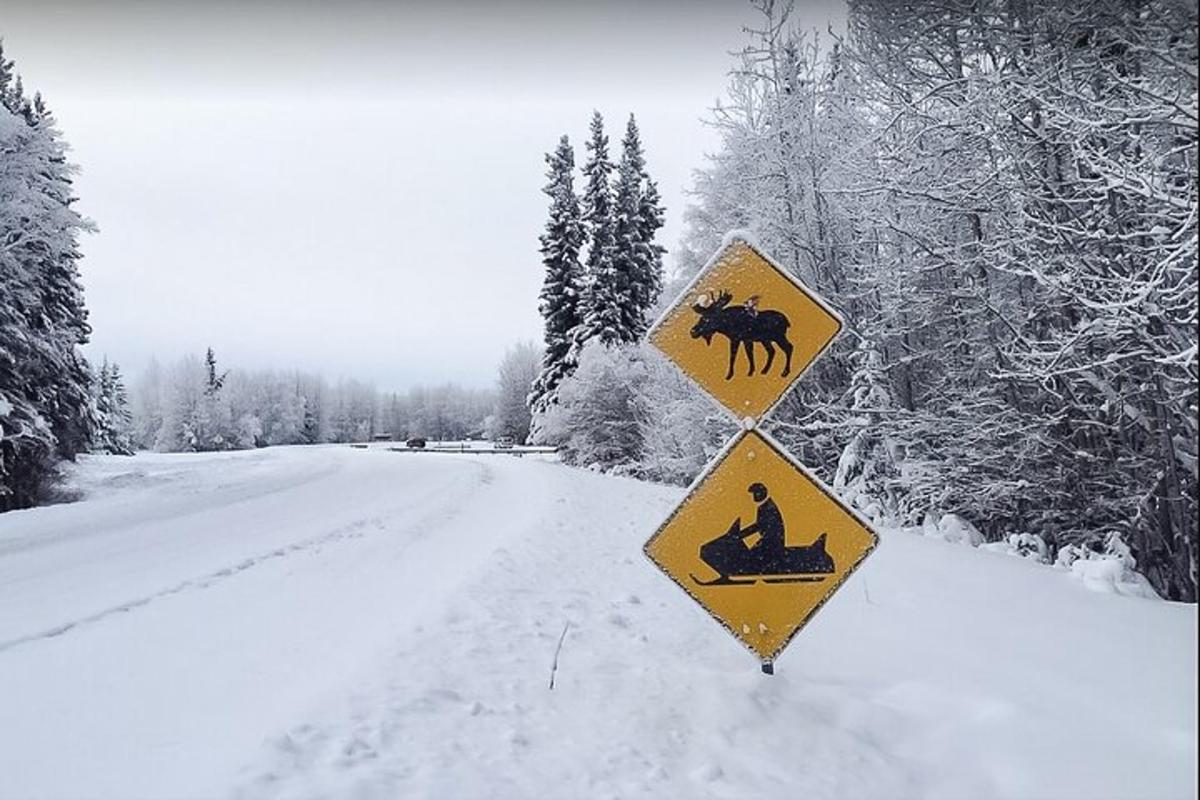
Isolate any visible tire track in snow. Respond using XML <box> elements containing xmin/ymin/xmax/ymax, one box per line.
<box><xmin>0</xmin><ymin>459</ymin><xmax>493</xmax><ymax>657</ymax></box>
<box><xmin>0</xmin><ymin>454</ymin><xmax>343</xmax><ymax>560</ymax></box>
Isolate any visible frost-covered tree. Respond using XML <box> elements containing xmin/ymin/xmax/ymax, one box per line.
<box><xmin>671</xmin><ymin>0</ymin><xmax>1197</xmax><ymax>599</ymax></box>
<box><xmin>528</xmin><ymin>136</ymin><xmax>585</xmax><ymax>420</ymax></box>
<box><xmin>538</xmin><ymin>340</ymin><xmax>646</xmax><ymax>471</ymax></box>
<box><xmin>489</xmin><ymin>341</ymin><xmax>541</xmax><ymax>443</ymax></box>
<box><xmin>832</xmin><ymin>338</ymin><xmax>899</xmax><ymax>524</ymax></box>
<box><xmin>151</xmin><ymin>349</ymin><xmax>233</xmax><ymax>452</ymax></box>
<box><xmin>154</xmin><ymin>355</ymin><xmax>205</xmax><ymax>452</ymax></box>
<box><xmin>635</xmin><ymin>346</ymin><xmax>735</xmax><ymax>485</ymax></box>
<box><xmin>131</xmin><ymin>358</ymin><xmax>164</xmax><ymax>450</ymax></box>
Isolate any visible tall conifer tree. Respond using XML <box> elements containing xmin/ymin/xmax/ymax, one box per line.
<box><xmin>572</xmin><ymin>111</ymin><xmax>623</xmax><ymax>350</ymax></box>
<box><xmin>611</xmin><ymin>115</ymin><xmax>644</xmax><ymax>342</ymax></box>
<box><xmin>623</xmin><ymin>115</ymin><xmax>665</xmax><ymax>338</ymax></box>
<box><xmin>0</xmin><ymin>43</ymin><xmax>95</xmax><ymax>509</ymax></box>
<box><xmin>529</xmin><ymin>136</ymin><xmax>585</xmax><ymax>416</ymax></box>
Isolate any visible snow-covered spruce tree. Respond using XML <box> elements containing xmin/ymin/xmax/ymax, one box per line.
<box><xmin>24</xmin><ymin>94</ymin><xmax>96</xmax><ymax>462</ymax></box>
<box><xmin>528</xmin><ymin>135</ymin><xmax>585</xmax><ymax>428</ymax></box>
<box><xmin>0</xmin><ymin>99</ymin><xmax>55</xmax><ymax>508</ymax></box>
<box><xmin>633</xmin><ymin>171</ymin><xmax>666</xmax><ymax>331</ymax></box>
<box><xmin>197</xmin><ymin>347</ymin><xmax>232</xmax><ymax>450</ymax></box>
<box><xmin>92</xmin><ymin>360</ymin><xmax>134</xmax><ymax>455</ymax></box>
<box><xmin>0</xmin><ymin>44</ymin><xmax>97</xmax><ymax>509</ymax></box>
<box><xmin>612</xmin><ymin>115</ymin><xmax>665</xmax><ymax>340</ymax></box>
<box><xmin>571</xmin><ymin>112</ymin><xmax>625</xmax><ymax>352</ymax></box>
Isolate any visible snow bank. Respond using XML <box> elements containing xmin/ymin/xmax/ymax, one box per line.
<box><xmin>905</xmin><ymin>512</ymin><xmax>1162</xmax><ymax>601</ymax></box>
<box><xmin>980</xmin><ymin>532</ymin><xmax>1050</xmax><ymax>563</ymax></box>
<box><xmin>1054</xmin><ymin>533</ymin><xmax>1161</xmax><ymax>599</ymax></box>
<box><xmin>917</xmin><ymin>511</ymin><xmax>985</xmax><ymax>546</ymax></box>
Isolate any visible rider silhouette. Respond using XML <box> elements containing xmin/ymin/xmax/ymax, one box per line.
<box><xmin>742</xmin><ymin>482</ymin><xmax>784</xmax><ymax>561</ymax></box>
<box><xmin>694</xmin><ymin>481</ymin><xmax>835</xmax><ymax>584</ymax></box>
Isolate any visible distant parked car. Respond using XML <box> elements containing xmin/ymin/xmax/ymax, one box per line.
<box><xmin>406</xmin><ymin>437</ymin><xmax>427</xmax><ymax>449</ymax></box>
<box><xmin>494</xmin><ymin>436</ymin><xmax>515</xmax><ymax>450</ymax></box>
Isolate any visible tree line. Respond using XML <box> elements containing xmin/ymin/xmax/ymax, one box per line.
<box><xmin>125</xmin><ymin>348</ymin><xmax>528</xmax><ymax>451</ymax></box>
<box><xmin>531</xmin><ymin>0</ymin><xmax>1197</xmax><ymax>601</ymax></box>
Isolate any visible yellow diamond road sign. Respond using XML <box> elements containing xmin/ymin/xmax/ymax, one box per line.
<box><xmin>644</xmin><ymin>429</ymin><xmax>878</xmax><ymax>662</ymax></box>
<box><xmin>648</xmin><ymin>237</ymin><xmax>842</xmax><ymax>421</ymax></box>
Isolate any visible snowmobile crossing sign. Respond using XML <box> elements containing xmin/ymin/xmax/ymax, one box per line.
<box><xmin>647</xmin><ymin>237</ymin><xmax>842</xmax><ymax>422</ymax></box>
<box><xmin>644</xmin><ymin>234</ymin><xmax>877</xmax><ymax>669</ymax></box>
<box><xmin>643</xmin><ymin>429</ymin><xmax>877</xmax><ymax>662</ymax></box>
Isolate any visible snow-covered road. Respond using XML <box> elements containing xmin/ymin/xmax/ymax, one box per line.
<box><xmin>0</xmin><ymin>447</ymin><xmax>558</xmax><ymax>798</ymax></box>
<box><xmin>0</xmin><ymin>446</ymin><xmax>1195</xmax><ymax>799</ymax></box>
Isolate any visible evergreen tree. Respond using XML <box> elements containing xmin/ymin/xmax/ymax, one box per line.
<box><xmin>528</xmin><ymin>135</ymin><xmax>585</xmax><ymax>418</ymax></box>
<box><xmin>0</xmin><ymin>43</ymin><xmax>96</xmax><ymax>509</ymax></box>
<box><xmin>93</xmin><ymin>360</ymin><xmax>134</xmax><ymax>455</ymax></box>
<box><xmin>572</xmin><ymin>111</ymin><xmax>623</xmax><ymax>350</ymax></box>
<box><xmin>611</xmin><ymin>115</ymin><xmax>644</xmax><ymax>341</ymax></box>
<box><xmin>613</xmin><ymin>115</ymin><xmax>666</xmax><ymax>340</ymax></box>
<box><xmin>24</xmin><ymin>94</ymin><xmax>96</xmax><ymax>461</ymax></box>
<box><xmin>204</xmin><ymin>347</ymin><xmax>227</xmax><ymax>396</ymax></box>
<box><xmin>198</xmin><ymin>348</ymin><xmax>231</xmax><ymax>450</ymax></box>
<box><xmin>632</xmin><ymin>145</ymin><xmax>665</xmax><ymax>334</ymax></box>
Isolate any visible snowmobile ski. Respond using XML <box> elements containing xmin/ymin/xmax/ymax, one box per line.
<box><xmin>762</xmin><ymin>575</ymin><xmax>827</xmax><ymax>584</ymax></box>
<box><xmin>691</xmin><ymin>572</ymin><xmax>829</xmax><ymax>587</ymax></box>
<box><xmin>690</xmin><ymin>573</ymin><xmax>758</xmax><ymax>587</ymax></box>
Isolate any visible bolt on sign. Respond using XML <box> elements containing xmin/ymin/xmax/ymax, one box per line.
<box><xmin>644</xmin><ymin>234</ymin><xmax>877</xmax><ymax>670</ymax></box>
<box><xmin>648</xmin><ymin>237</ymin><xmax>843</xmax><ymax>422</ymax></box>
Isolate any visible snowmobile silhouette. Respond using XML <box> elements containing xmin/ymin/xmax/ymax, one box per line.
<box><xmin>691</xmin><ymin>483</ymin><xmax>835</xmax><ymax>586</ymax></box>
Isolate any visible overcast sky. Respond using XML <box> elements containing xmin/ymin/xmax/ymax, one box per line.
<box><xmin>2</xmin><ymin>0</ymin><xmax>846</xmax><ymax>391</ymax></box>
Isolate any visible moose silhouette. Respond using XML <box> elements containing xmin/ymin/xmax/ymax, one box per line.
<box><xmin>690</xmin><ymin>290</ymin><xmax>794</xmax><ymax>380</ymax></box>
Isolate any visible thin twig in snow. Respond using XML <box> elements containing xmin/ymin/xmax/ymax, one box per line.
<box><xmin>548</xmin><ymin>622</ymin><xmax>571</xmax><ymax>690</ymax></box>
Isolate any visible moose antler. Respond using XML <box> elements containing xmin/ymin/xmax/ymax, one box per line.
<box><xmin>712</xmin><ymin>290</ymin><xmax>733</xmax><ymax>309</ymax></box>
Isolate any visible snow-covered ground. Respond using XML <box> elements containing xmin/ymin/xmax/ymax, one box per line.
<box><xmin>0</xmin><ymin>446</ymin><xmax>1194</xmax><ymax>800</ymax></box>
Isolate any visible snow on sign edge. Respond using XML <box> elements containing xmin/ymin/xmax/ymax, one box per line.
<box><xmin>643</xmin><ymin>427</ymin><xmax>880</xmax><ymax>664</ymax></box>
<box><xmin>646</xmin><ymin>233</ymin><xmax>847</xmax><ymax>425</ymax></box>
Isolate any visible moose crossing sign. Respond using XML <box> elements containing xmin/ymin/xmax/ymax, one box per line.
<box><xmin>647</xmin><ymin>237</ymin><xmax>842</xmax><ymax>422</ymax></box>
<box><xmin>644</xmin><ymin>234</ymin><xmax>876</xmax><ymax>670</ymax></box>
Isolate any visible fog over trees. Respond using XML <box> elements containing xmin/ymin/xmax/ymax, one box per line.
<box><xmin>128</xmin><ymin>350</ymin><xmax>500</xmax><ymax>450</ymax></box>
